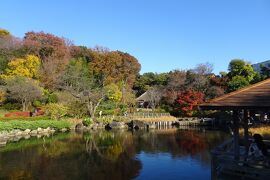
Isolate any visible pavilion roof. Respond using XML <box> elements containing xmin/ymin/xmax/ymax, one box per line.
<box><xmin>199</xmin><ymin>78</ymin><xmax>270</xmax><ymax>110</ymax></box>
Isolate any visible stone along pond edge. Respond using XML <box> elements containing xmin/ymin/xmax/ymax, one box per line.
<box><xmin>0</xmin><ymin>120</ymin><xmax>71</xmax><ymax>147</ymax></box>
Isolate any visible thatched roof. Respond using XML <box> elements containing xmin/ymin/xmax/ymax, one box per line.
<box><xmin>136</xmin><ymin>91</ymin><xmax>150</xmax><ymax>102</ymax></box>
<box><xmin>199</xmin><ymin>78</ymin><xmax>270</xmax><ymax>110</ymax></box>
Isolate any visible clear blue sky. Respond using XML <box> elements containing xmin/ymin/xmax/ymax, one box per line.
<box><xmin>1</xmin><ymin>0</ymin><xmax>270</xmax><ymax>74</ymax></box>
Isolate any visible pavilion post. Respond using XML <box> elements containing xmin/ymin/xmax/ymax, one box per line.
<box><xmin>233</xmin><ymin>110</ymin><xmax>240</xmax><ymax>160</ymax></box>
<box><xmin>243</xmin><ymin>109</ymin><xmax>249</xmax><ymax>157</ymax></box>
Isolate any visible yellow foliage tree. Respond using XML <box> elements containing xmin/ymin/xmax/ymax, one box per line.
<box><xmin>1</xmin><ymin>55</ymin><xmax>41</xmax><ymax>79</ymax></box>
<box><xmin>104</xmin><ymin>83</ymin><xmax>122</xmax><ymax>102</ymax></box>
<box><xmin>0</xmin><ymin>89</ymin><xmax>6</xmax><ymax>104</ymax></box>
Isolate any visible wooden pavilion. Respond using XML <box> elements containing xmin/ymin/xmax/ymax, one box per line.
<box><xmin>199</xmin><ymin>78</ymin><xmax>270</xmax><ymax>179</ymax></box>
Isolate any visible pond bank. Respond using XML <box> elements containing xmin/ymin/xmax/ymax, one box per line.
<box><xmin>0</xmin><ymin>120</ymin><xmax>71</xmax><ymax>147</ymax></box>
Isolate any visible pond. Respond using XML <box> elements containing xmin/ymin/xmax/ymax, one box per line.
<box><xmin>0</xmin><ymin>128</ymin><xmax>230</xmax><ymax>180</ymax></box>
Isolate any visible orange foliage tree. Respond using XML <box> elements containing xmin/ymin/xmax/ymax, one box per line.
<box><xmin>175</xmin><ymin>89</ymin><xmax>204</xmax><ymax>116</ymax></box>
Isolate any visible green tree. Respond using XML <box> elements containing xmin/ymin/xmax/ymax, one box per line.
<box><xmin>227</xmin><ymin>75</ymin><xmax>249</xmax><ymax>92</ymax></box>
<box><xmin>61</xmin><ymin>58</ymin><xmax>104</xmax><ymax>119</ymax></box>
<box><xmin>228</xmin><ymin>59</ymin><xmax>257</xmax><ymax>83</ymax></box>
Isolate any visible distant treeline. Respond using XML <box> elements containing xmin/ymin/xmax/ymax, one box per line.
<box><xmin>0</xmin><ymin>28</ymin><xmax>269</xmax><ymax>117</ymax></box>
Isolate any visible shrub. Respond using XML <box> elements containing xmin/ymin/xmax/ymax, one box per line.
<box><xmin>44</xmin><ymin>103</ymin><xmax>68</xmax><ymax>120</ymax></box>
<box><xmin>2</xmin><ymin>102</ymin><xmax>22</xmax><ymax>110</ymax></box>
<box><xmin>82</xmin><ymin>117</ymin><xmax>93</xmax><ymax>127</ymax></box>
<box><xmin>67</xmin><ymin>101</ymin><xmax>88</xmax><ymax>118</ymax></box>
<box><xmin>47</xmin><ymin>93</ymin><xmax>58</xmax><ymax>103</ymax></box>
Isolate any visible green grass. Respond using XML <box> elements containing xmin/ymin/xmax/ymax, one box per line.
<box><xmin>0</xmin><ymin>109</ymin><xmax>9</xmax><ymax>118</ymax></box>
<box><xmin>0</xmin><ymin>120</ymin><xmax>71</xmax><ymax>131</ymax></box>
<box><xmin>0</xmin><ymin>116</ymin><xmax>51</xmax><ymax>121</ymax></box>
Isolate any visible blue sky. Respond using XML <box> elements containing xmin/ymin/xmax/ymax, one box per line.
<box><xmin>1</xmin><ymin>0</ymin><xmax>270</xmax><ymax>74</ymax></box>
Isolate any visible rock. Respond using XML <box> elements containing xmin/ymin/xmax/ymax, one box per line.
<box><xmin>132</xmin><ymin>120</ymin><xmax>146</xmax><ymax>130</ymax></box>
<box><xmin>147</xmin><ymin>123</ymin><xmax>156</xmax><ymax>129</ymax></box>
<box><xmin>24</xmin><ymin>129</ymin><xmax>31</xmax><ymax>134</ymax></box>
<box><xmin>106</xmin><ymin>121</ymin><xmax>127</xmax><ymax>129</ymax></box>
<box><xmin>0</xmin><ymin>141</ymin><xmax>7</xmax><ymax>147</ymax></box>
<box><xmin>43</xmin><ymin>127</ymin><xmax>50</xmax><ymax>133</ymax></box>
<box><xmin>16</xmin><ymin>131</ymin><xmax>23</xmax><ymax>136</ymax></box>
<box><xmin>30</xmin><ymin>130</ymin><xmax>38</xmax><ymax>136</ymax></box>
<box><xmin>37</xmin><ymin>128</ymin><xmax>43</xmax><ymax>133</ymax></box>
<box><xmin>12</xmin><ymin>136</ymin><xmax>21</xmax><ymax>142</ymax></box>
<box><xmin>60</xmin><ymin>128</ymin><xmax>67</xmax><ymax>132</ymax></box>
<box><xmin>75</xmin><ymin>123</ymin><xmax>84</xmax><ymax>130</ymax></box>
<box><xmin>24</xmin><ymin>135</ymin><xmax>31</xmax><ymax>139</ymax></box>
<box><xmin>50</xmin><ymin>129</ymin><xmax>56</xmax><ymax>134</ymax></box>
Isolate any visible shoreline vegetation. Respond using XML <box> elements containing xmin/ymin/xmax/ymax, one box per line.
<box><xmin>240</xmin><ymin>126</ymin><xmax>270</xmax><ymax>139</ymax></box>
<box><xmin>1</xmin><ymin>28</ymin><xmax>270</xmax><ymax>147</ymax></box>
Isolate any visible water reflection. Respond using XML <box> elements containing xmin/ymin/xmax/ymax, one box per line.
<box><xmin>0</xmin><ymin>129</ymin><xmax>230</xmax><ymax>180</ymax></box>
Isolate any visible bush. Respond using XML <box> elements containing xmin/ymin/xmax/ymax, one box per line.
<box><xmin>67</xmin><ymin>101</ymin><xmax>88</xmax><ymax>118</ymax></box>
<box><xmin>44</xmin><ymin>103</ymin><xmax>68</xmax><ymax>120</ymax></box>
<box><xmin>82</xmin><ymin>117</ymin><xmax>93</xmax><ymax>127</ymax></box>
<box><xmin>33</xmin><ymin>100</ymin><xmax>42</xmax><ymax>107</ymax></box>
<box><xmin>2</xmin><ymin>102</ymin><xmax>22</xmax><ymax>110</ymax></box>
<box><xmin>47</xmin><ymin>93</ymin><xmax>58</xmax><ymax>103</ymax></box>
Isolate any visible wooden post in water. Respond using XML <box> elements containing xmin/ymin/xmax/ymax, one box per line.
<box><xmin>243</xmin><ymin>109</ymin><xmax>249</xmax><ymax>157</ymax></box>
<box><xmin>233</xmin><ymin>110</ymin><xmax>240</xmax><ymax>160</ymax></box>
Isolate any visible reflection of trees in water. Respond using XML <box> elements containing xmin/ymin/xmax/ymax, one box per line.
<box><xmin>132</xmin><ymin>129</ymin><xmax>230</xmax><ymax>166</ymax></box>
<box><xmin>0</xmin><ymin>131</ymin><xmax>142</xmax><ymax>180</ymax></box>
<box><xmin>0</xmin><ymin>129</ymin><xmax>229</xmax><ymax>180</ymax></box>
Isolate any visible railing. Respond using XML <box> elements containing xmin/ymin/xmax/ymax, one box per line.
<box><xmin>128</xmin><ymin>112</ymin><xmax>171</xmax><ymax>118</ymax></box>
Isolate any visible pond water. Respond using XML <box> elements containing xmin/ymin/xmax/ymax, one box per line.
<box><xmin>0</xmin><ymin>128</ymin><xmax>230</xmax><ymax>180</ymax></box>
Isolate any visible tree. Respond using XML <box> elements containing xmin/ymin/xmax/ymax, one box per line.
<box><xmin>0</xmin><ymin>29</ymin><xmax>10</xmax><ymax>36</ymax></box>
<box><xmin>227</xmin><ymin>59</ymin><xmax>258</xmax><ymax>92</ymax></box>
<box><xmin>147</xmin><ymin>86</ymin><xmax>164</xmax><ymax>110</ymax></box>
<box><xmin>104</xmin><ymin>83</ymin><xmax>122</xmax><ymax>103</ymax></box>
<box><xmin>228</xmin><ymin>59</ymin><xmax>257</xmax><ymax>83</ymax></box>
<box><xmin>260</xmin><ymin>64</ymin><xmax>270</xmax><ymax>79</ymax></box>
<box><xmin>193</xmin><ymin>62</ymin><xmax>213</xmax><ymax>75</ymax></box>
<box><xmin>1</xmin><ymin>55</ymin><xmax>41</xmax><ymax>79</ymax></box>
<box><xmin>5</xmin><ymin>77</ymin><xmax>42</xmax><ymax>111</ymax></box>
<box><xmin>133</xmin><ymin>72</ymin><xmax>168</xmax><ymax>96</ymax></box>
<box><xmin>22</xmin><ymin>32</ymin><xmax>70</xmax><ymax>90</ymax></box>
<box><xmin>23</xmin><ymin>31</ymin><xmax>70</xmax><ymax>60</ymax></box>
<box><xmin>166</xmin><ymin>70</ymin><xmax>186</xmax><ymax>91</ymax></box>
<box><xmin>60</xmin><ymin>59</ymin><xmax>104</xmax><ymax>119</ymax></box>
<box><xmin>175</xmin><ymin>90</ymin><xmax>204</xmax><ymax>117</ymax></box>
<box><xmin>0</xmin><ymin>87</ymin><xmax>6</xmax><ymax>104</ymax></box>
<box><xmin>89</xmin><ymin>50</ymin><xmax>141</xmax><ymax>86</ymax></box>
<box><xmin>227</xmin><ymin>75</ymin><xmax>249</xmax><ymax>92</ymax></box>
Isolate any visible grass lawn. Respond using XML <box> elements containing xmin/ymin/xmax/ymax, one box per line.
<box><xmin>0</xmin><ymin>120</ymin><xmax>71</xmax><ymax>131</ymax></box>
<box><xmin>0</xmin><ymin>109</ymin><xmax>9</xmax><ymax>118</ymax></box>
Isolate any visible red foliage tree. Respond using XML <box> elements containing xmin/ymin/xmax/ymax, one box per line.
<box><xmin>175</xmin><ymin>89</ymin><xmax>204</xmax><ymax>116</ymax></box>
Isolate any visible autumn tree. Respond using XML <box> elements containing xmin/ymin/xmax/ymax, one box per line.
<box><xmin>0</xmin><ymin>87</ymin><xmax>6</xmax><ymax>105</ymax></box>
<box><xmin>23</xmin><ymin>32</ymin><xmax>71</xmax><ymax>89</ymax></box>
<box><xmin>1</xmin><ymin>55</ymin><xmax>41</xmax><ymax>79</ymax></box>
<box><xmin>175</xmin><ymin>90</ymin><xmax>204</xmax><ymax>117</ymax></box>
<box><xmin>89</xmin><ymin>50</ymin><xmax>141</xmax><ymax>87</ymax></box>
<box><xmin>104</xmin><ymin>83</ymin><xmax>122</xmax><ymax>103</ymax></box>
<box><xmin>5</xmin><ymin>77</ymin><xmax>42</xmax><ymax>111</ymax></box>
